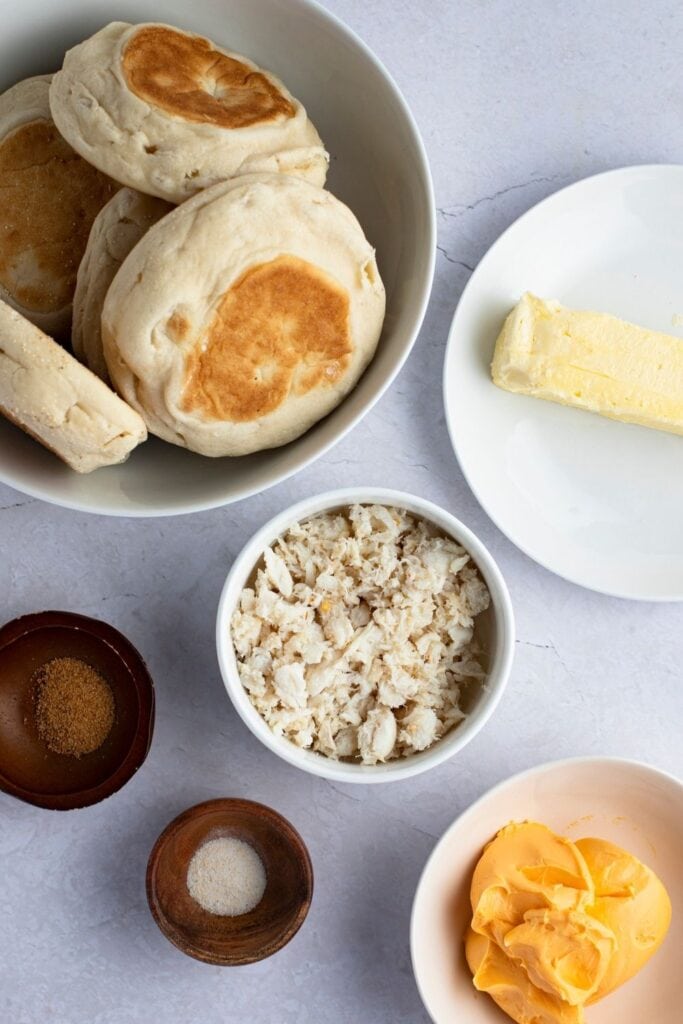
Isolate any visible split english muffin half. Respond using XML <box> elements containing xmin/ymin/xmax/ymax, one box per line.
<box><xmin>73</xmin><ymin>187</ymin><xmax>173</xmax><ymax>382</ymax></box>
<box><xmin>0</xmin><ymin>75</ymin><xmax>118</xmax><ymax>341</ymax></box>
<box><xmin>102</xmin><ymin>173</ymin><xmax>386</xmax><ymax>457</ymax></box>
<box><xmin>0</xmin><ymin>300</ymin><xmax>146</xmax><ymax>473</ymax></box>
<box><xmin>49</xmin><ymin>22</ymin><xmax>329</xmax><ymax>204</ymax></box>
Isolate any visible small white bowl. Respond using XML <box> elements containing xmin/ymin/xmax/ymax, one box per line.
<box><xmin>216</xmin><ymin>487</ymin><xmax>515</xmax><ymax>783</ymax></box>
<box><xmin>0</xmin><ymin>0</ymin><xmax>434</xmax><ymax>516</ymax></box>
<box><xmin>411</xmin><ymin>756</ymin><xmax>683</xmax><ymax>1023</ymax></box>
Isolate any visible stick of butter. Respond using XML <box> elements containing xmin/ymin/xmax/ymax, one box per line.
<box><xmin>491</xmin><ymin>292</ymin><xmax>683</xmax><ymax>436</ymax></box>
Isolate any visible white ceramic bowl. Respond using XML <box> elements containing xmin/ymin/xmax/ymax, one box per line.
<box><xmin>216</xmin><ymin>487</ymin><xmax>515</xmax><ymax>783</ymax></box>
<box><xmin>0</xmin><ymin>0</ymin><xmax>434</xmax><ymax>516</ymax></box>
<box><xmin>411</xmin><ymin>757</ymin><xmax>683</xmax><ymax>1023</ymax></box>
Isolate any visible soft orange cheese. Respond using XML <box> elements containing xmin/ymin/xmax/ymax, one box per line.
<box><xmin>576</xmin><ymin>837</ymin><xmax>672</xmax><ymax>1004</ymax></box>
<box><xmin>503</xmin><ymin>908</ymin><xmax>615</xmax><ymax>1005</ymax></box>
<box><xmin>465</xmin><ymin>822</ymin><xmax>671</xmax><ymax>1024</ymax></box>
<box><xmin>470</xmin><ymin>822</ymin><xmax>595</xmax><ymax>948</ymax></box>
<box><xmin>466</xmin><ymin>928</ymin><xmax>584</xmax><ymax>1024</ymax></box>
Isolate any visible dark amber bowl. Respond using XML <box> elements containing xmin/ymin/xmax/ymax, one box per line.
<box><xmin>147</xmin><ymin>798</ymin><xmax>313</xmax><ymax>965</ymax></box>
<box><xmin>0</xmin><ymin>610</ymin><xmax>155</xmax><ymax>810</ymax></box>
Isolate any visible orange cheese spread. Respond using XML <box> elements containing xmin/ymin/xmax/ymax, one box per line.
<box><xmin>465</xmin><ymin>822</ymin><xmax>671</xmax><ymax>1023</ymax></box>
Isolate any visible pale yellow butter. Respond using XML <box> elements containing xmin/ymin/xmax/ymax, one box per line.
<box><xmin>491</xmin><ymin>292</ymin><xmax>683</xmax><ymax>436</ymax></box>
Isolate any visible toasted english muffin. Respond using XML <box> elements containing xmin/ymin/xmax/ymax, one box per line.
<box><xmin>102</xmin><ymin>173</ymin><xmax>385</xmax><ymax>457</ymax></box>
<box><xmin>73</xmin><ymin>187</ymin><xmax>173</xmax><ymax>381</ymax></box>
<box><xmin>0</xmin><ymin>299</ymin><xmax>146</xmax><ymax>472</ymax></box>
<box><xmin>49</xmin><ymin>22</ymin><xmax>329</xmax><ymax>204</ymax></box>
<box><xmin>0</xmin><ymin>75</ymin><xmax>118</xmax><ymax>341</ymax></box>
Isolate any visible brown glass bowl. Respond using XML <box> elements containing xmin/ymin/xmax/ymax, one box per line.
<box><xmin>146</xmin><ymin>798</ymin><xmax>313</xmax><ymax>965</ymax></box>
<box><xmin>0</xmin><ymin>610</ymin><xmax>155</xmax><ymax>810</ymax></box>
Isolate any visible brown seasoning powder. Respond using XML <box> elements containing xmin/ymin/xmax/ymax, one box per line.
<box><xmin>33</xmin><ymin>657</ymin><xmax>115</xmax><ymax>757</ymax></box>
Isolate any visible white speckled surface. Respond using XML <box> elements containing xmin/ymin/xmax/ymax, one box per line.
<box><xmin>1</xmin><ymin>2</ymin><xmax>683</xmax><ymax>1021</ymax></box>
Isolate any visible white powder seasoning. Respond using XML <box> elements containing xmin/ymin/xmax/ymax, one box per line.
<box><xmin>186</xmin><ymin>837</ymin><xmax>267</xmax><ymax>916</ymax></box>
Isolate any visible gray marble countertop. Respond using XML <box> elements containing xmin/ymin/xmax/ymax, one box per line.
<box><xmin>2</xmin><ymin>2</ymin><xmax>682</xmax><ymax>1021</ymax></box>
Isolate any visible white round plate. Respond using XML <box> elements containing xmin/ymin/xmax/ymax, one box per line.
<box><xmin>411</xmin><ymin>756</ymin><xmax>683</xmax><ymax>1024</ymax></box>
<box><xmin>0</xmin><ymin>0</ymin><xmax>434</xmax><ymax>516</ymax></box>
<box><xmin>444</xmin><ymin>165</ymin><xmax>683</xmax><ymax>600</ymax></box>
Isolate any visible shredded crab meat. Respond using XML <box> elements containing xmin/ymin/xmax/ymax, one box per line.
<box><xmin>231</xmin><ymin>504</ymin><xmax>491</xmax><ymax>765</ymax></box>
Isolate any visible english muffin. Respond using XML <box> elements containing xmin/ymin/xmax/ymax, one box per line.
<box><xmin>0</xmin><ymin>76</ymin><xmax>118</xmax><ymax>340</ymax></box>
<box><xmin>102</xmin><ymin>173</ymin><xmax>385</xmax><ymax>457</ymax></box>
<box><xmin>50</xmin><ymin>22</ymin><xmax>329</xmax><ymax>204</ymax></box>
<box><xmin>0</xmin><ymin>300</ymin><xmax>146</xmax><ymax>473</ymax></box>
<box><xmin>73</xmin><ymin>188</ymin><xmax>173</xmax><ymax>382</ymax></box>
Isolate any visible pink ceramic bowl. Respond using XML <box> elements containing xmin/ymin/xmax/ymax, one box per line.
<box><xmin>411</xmin><ymin>757</ymin><xmax>683</xmax><ymax>1023</ymax></box>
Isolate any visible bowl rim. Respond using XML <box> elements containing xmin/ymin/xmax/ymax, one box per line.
<box><xmin>0</xmin><ymin>609</ymin><xmax>155</xmax><ymax>810</ymax></box>
<box><xmin>409</xmin><ymin>754</ymin><xmax>683</xmax><ymax>1021</ymax></box>
<box><xmin>0</xmin><ymin>0</ymin><xmax>436</xmax><ymax>518</ymax></box>
<box><xmin>215</xmin><ymin>486</ymin><xmax>515</xmax><ymax>784</ymax></box>
<box><xmin>145</xmin><ymin>796</ymin><xmax>314</xmax><ymax>965</ymax></box>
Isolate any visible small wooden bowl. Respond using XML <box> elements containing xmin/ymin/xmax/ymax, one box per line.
<box><xmin>146</xmin><ymin>798</ymin><xmax>313</xmax><ymax>965</ymax></box>
<box><xmin>0</xmin><ymin>610</ymin><xmax>155</xmax><ymax>810</ymax></box>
